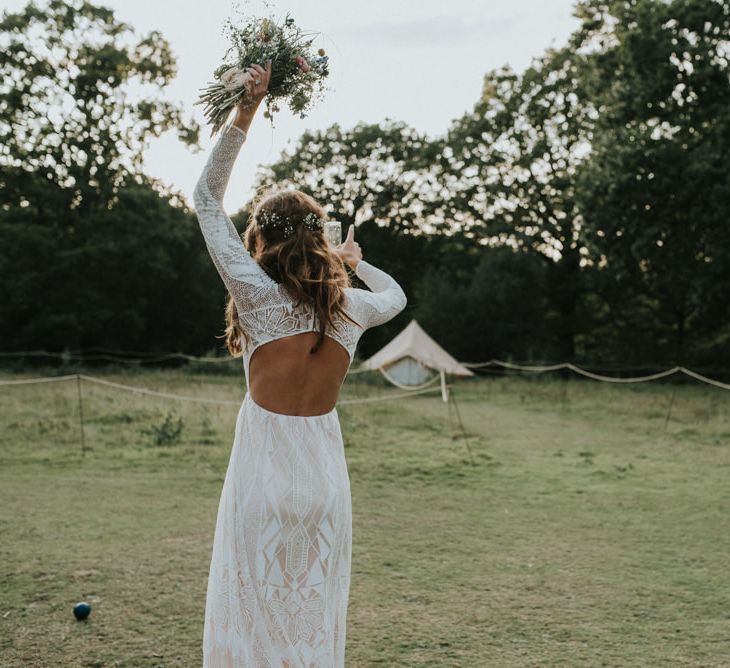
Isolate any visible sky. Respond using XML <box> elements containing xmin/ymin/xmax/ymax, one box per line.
<box><xmin>1</xmin><ymin>0</ymin><xmax>582</xmax><ymax>211</ymax></box>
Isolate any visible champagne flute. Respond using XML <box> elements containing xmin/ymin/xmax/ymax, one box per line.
<box><xmin>324</xmin><ymin>220</ymin><xmax>342</xmax><ymax>246</ymax></box>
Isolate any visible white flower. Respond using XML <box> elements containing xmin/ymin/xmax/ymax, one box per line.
<box><xmin>220</xmin><ymin>66</ymin><xmax>252</xmax><ymax>91</ymax></box>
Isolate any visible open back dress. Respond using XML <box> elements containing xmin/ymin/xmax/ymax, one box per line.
<box><xmin>193</xmin><ymin>122</ymin><xmax>407</xmax><ymax>667</ymax></box>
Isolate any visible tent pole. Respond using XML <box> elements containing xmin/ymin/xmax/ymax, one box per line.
<box><xmin>440</xmin><ymin>370</ymin><xmax>448</xmax><ymax>402</ymax></box>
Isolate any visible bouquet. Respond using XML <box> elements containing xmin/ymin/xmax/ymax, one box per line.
<box><xmin>195</xmin><ymin>12</ymin><xmax>330</xmax><ymax>135</ymax></box>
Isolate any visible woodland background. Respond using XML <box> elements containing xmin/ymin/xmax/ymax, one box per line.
<box><xmin>1</xmin><ymin>0</ymin><xmax>728</xmax><ymax>372</ymax></box>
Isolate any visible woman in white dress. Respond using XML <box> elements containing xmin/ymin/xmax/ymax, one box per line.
<box><xmin>193</xmin><ymin>61</ymin><xmax>407</xmax><ymax>667</ymax></box>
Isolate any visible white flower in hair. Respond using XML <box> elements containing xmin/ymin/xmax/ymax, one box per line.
<box><xmin>303</xmin><ymin>212</ymin><xmax>325</xmax><ymax>231</ymax></box>
<box><xmin>259</xmin><ymin>210</ymin><xmax>325</xmax><ymax>239</ymax></box>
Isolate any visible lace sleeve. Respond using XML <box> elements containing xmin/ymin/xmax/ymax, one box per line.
<box><xmin>193</xmin><ymin>123</ymin><xmax>279</xmax><ymax>311</ymax></box>
<box><xmin>348</xmin><ymin>259</ymin><xmax>407</xmax><ymax>329</ymax></box>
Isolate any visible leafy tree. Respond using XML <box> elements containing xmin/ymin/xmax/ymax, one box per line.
<box><xmin>446</xmin><ymin>46</ymin><xmax>594</xmax><ymax>360</ymax></box>
<box><xmin>573</xmin><ymin>0</ymin><xmax>730</xmax><ymax>363</ymax></box>
<box><xmin>254</xmin><ymin>119</ymin><xmax>448</xmax><ymax>234</ymax></box>
<box><xmin>0</xmin><ymin>0</ymin><xmax>208</xmax><ymax>352</ymax></box>
<box><xmin>413</xmin><ymin>247</ymin><xmax>549</xmax><ymax>363</ymax></box>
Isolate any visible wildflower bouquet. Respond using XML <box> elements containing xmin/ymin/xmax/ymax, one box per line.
<box><xmin>195</xmin><ymin>12</ymin><xmax>330</xmax><ymax>135</ymax></box>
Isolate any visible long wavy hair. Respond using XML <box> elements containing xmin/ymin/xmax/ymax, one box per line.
<box><xmin>219</xmin><ymin>187</ymin><xmax>359</xmax><ymax>357</ymax></box>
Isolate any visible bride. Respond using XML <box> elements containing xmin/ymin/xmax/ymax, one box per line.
<box><xmin>193</xmin><ymin>60</ymin><xmax>407</xmax><ymax>666</ymax></box>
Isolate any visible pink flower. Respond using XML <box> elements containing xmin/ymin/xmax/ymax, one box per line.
<box><xmin>296</xmin><ymin>55</ymin><xmax>311</xmax><ymax>73</ymax></box>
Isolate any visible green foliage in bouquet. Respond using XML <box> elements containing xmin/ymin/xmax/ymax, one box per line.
<box><xmin>195</xmin><ymin>12</ymin><xmax>330</xmax><ymax>135</ymax></box>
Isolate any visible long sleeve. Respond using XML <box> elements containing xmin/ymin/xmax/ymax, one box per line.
<box><xmin>348</xmin><ymin>259</ymin><xmax>407</xmax><ymax>329</ymax></box>
<box><xmin>193</xmin><ymin>123</ymin><xmax>279</xmax><ymax>311</ymax></box>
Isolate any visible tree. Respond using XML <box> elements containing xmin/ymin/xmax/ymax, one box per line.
<box><xmin>413</xmin><ymin>247</ymin><xmax>549</xmax><ymax>363</ymax></box>
<box><xmin>573</xmin><ymin>0</ymin><xmax>730</xmax><ymax>363</ymax></box>
<box><xmin>446</xmin><ymin>46</ymin><xmax>594</xmax><ymax>360</ymax></box>
<box><xmin>254</xmin><ymin>119</ymin><xmax>446</xmax><ymax>235</ymax></box>
<box><xmin>0</xmin><ymin>0</ymin><xmax>207</xmax><ymax>352</ymax></box>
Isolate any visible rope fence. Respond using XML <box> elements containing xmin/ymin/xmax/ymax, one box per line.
<box><xmin>1</xmin><ymin>359</ymin><xmax>722</xmax><ymax>462</ymax></box>
<box><xmin>1</xmin><ymin>349</ymin><xmax>729</xmax><ymax>390</ymax></box>
<box><xmin>0</xmin><ymin>372</ymin><xmax>446</xmax><ymax>406</ymax></box>
<box><xmin>0</xmin><ymin>372</ymin><xmax>451</xmax><ymax>457</ymax></box>
<box><xmin>463</xmin><ymin>360</ymin><xmax>730</xmax><ymax>391</ymax></box>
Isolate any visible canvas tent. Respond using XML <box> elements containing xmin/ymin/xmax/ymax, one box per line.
<box><xmin>359</xmin><ymin>319</ymin><xmax>474</xmax><ymax>401</ymax></box>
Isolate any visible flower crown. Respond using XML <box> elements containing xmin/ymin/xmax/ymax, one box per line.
<box><xmin>257</xmin><ymin>210</ymin><xmax>324</xmax><ymax>239</ymax></box>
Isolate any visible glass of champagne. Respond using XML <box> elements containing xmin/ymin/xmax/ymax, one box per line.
<box><xmin>324</xmin><ymin>220</ymin><xmax>342</xmax><ymax>247</ymax></box>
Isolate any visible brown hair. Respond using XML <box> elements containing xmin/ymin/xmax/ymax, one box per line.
<box><xmin>219</xmin><ymin>187</ymin><xmax>359</xmax><ymax>357</ymax></box>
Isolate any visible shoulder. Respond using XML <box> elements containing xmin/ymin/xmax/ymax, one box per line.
<box><xmin>341</xmin><ymin>285</ymin><xmax>367</xmax><ymax>310</ymax></box>
<box><xmin>341</xmin><ymin>285</ymin><xmax>390</xmax><ymax>309</ymax></box>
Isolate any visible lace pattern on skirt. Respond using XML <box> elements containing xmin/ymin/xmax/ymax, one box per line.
<box><xmin>203</xmin><ymin>392</ymin><xmax>352</xmax><ymax>667</ymax></box>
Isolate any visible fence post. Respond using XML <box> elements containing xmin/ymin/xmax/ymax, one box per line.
<box><xmin>76</xmin><ymin>374</ymin><xmax>86</xmax><ymax>456</ymax></box>
<box><xmin>663</xmin><ymin>382</ymin><xmax>677</xmax><ymax>430</ymax></box>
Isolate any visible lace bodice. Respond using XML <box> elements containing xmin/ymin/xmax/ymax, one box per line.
<box><xmin>193</xmin><ymin>122</ymin><xmax>407</xmax><ymax>387</ymax></box>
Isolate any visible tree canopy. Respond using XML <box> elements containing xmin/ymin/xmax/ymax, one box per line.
<box><xmin>1</xmin><ymin>0</ymin><xmax>728</xmax><ymax>370</ymax></box>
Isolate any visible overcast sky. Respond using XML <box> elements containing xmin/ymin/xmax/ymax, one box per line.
<box><xmin>2</xmin><ymin>0</ymin><xmax>582</xmax><ymax>211</ymax></box>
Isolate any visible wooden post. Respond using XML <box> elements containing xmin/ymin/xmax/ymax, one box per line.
<box><xmin>440</xmin><ymin>370</ymin><xmax>449</xmax><ymax>402</ymax></box>
<box><xmin>664</xmin><ymin>382</ymin><xmax>677</xmax><ymax>430</ymax></box>
<box><xmin>76</xmin><ymin>374</ymin><xmax>86</xmax><ymax>456</ymax></box>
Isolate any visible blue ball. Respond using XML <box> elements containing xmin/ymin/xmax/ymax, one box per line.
<box><xmin>73</xmin><ymin>601</ymin><xmax>91</xmax><ymax>620</ymax></box>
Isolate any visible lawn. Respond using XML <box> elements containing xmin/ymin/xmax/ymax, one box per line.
<box><xmin>1</xmin><ymin>365</ymin><xmax>729</xmax><ymax>667</ymax></box>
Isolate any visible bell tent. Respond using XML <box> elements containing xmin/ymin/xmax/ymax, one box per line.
<box><xmin>359</xmin><ymin>319</ymin><xmax>474</xmax><ymax>401</ymax></box>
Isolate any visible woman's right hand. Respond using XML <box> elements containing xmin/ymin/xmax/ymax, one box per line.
<box><xmin>240</xmin><ymin>60</ymin><xmax>272</xmax><ymax>109</ymax></box>
<box><xmin>232</xmin><ymin>60</ymin><xmax>272</xmax><ymax>132</ymax></box>
<box><xmin>335</xmin><ymin>224</ymin><xmax>362</xmax><ymax>270</ymax></box>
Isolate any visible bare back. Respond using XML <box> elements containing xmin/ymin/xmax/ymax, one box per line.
<box><xmin>248</xmin><ymin>332</ymin><xmax>351</xmax><ymax>416</ymax></box>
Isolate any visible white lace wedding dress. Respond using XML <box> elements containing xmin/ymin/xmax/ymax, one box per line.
<box><xmin>193</xmin><ymin>122</ymin><xmax>407</xmax><ymax>667</ymax></box>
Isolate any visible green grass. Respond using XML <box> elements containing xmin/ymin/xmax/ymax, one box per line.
<box><xmin>1</xmin><ymin>367</ymin><xmax>729</xmax><ymax>666</ymax></box>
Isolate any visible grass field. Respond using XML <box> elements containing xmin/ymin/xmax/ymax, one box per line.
<box><xmin>1</xmin><ymin>365</ymin><xmax>729</xmax><ymax>667</ymax></box>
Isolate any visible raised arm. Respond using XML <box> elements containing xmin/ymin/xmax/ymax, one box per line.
<box><xmin>350</xmin><ymin>259</ymin><xmax>408</xmax><ymax>329</ymax></box>
<box><xmin>193</xmin><ymin>124</ymin><xmax>276</xmax><ymax>290</ymax></box>
<box><xmin>336</xmin><ymin>224</ymin><xmax>407</xmax><ymax>328</ymax></box>
<box><xmin>192</xmin><ymin>61</ymin><xmax>278</xmax><ymax>310</ymax></box>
